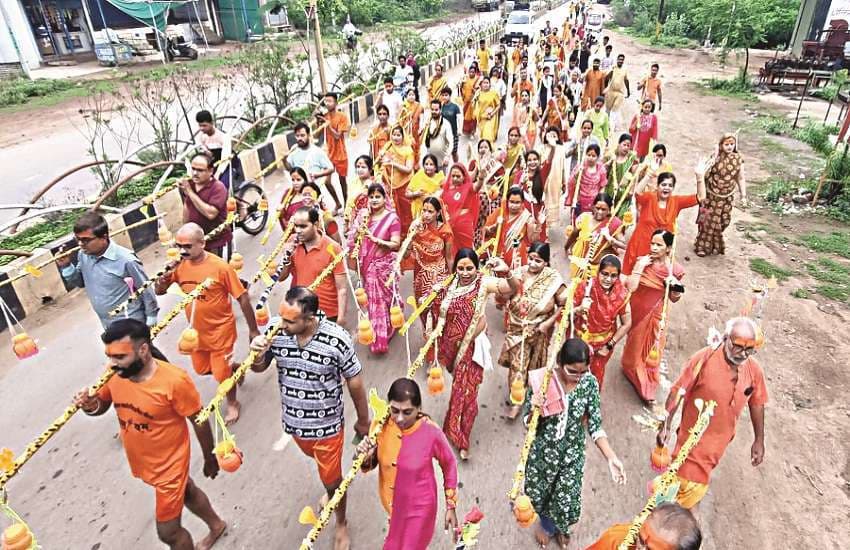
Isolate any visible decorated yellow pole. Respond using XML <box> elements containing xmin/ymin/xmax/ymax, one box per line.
<box><xmin>0</xmin><ymin>278</ymin><xmax>213</xmax><ymax>489</ymax></box>
<box><xmin>617</xmin><ymin>400</ymin><xmax>717</xmax><ymax>550</ymax></box>
<box><xmin>251</xmin><ymin>221</ymin><xmax>294</xmax><ymax>285</ymax></box>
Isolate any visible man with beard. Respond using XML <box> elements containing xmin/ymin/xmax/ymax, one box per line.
<box><xmin>154</xmin><ymin>223</ymin><xmax>259</xmax><ymax>424</ymax></box>
<box><xmin>581</xmin><ymin>57</ymin><xmax>605</xmax><ymax>110</ymax></box>
<box><xmin>656</xmin><ymin>316</ymin><xmax>768</xmax><ymax>509</ymax></box>
<box><xmin>178</xmin><ymin>152</ymin><xmax>231</xmax><ymax>258</ymax></box>
<box><xmin>424</xmin><ymin>99</ymin><xmax>453</xmax><ymax>169</ymax></box>
<box><xmin>250</xmin><ymin>286</ymin><xmax>369</xmax><ymax>550</ymax></box>
<box><xmin>74</xmin><ymin>319</ymin><xmax>226</xmax><ymax>550</ymax></box>
<box><xmin>285</xmin><ymin>122</ymin><xmax>338</xmax><ymax>210</ymax></box>
<box><xmin>604</xmin><ymin>53</ymin><xmax>630</xmax><ymax>132</ymax></box>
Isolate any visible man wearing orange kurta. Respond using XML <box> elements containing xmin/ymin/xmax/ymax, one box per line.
<box><xmin>155</xmin><ymin>223</ymin><xmax>259</xmax><ymax>425</ymax></box>
<box><xmin>322</xmin><ymin>92</ymin><xmax>351</xmax><ymax>204</ymax></box>
<box><xmin>656</xmin><ymin>317</ymin><xmax>768</xmax><ymax>509</ymax></box>
<box><xmin>75</xmin><ymin>319</ymin><xmax>226</xmax><ymax>550</ymax></box>
<box><xmin>585</xmin><ymin>503</ymin><xmax>701</xmax><ymax>549</ymax></box>
<box><xmin>582</xmin><ymin>58</ymin><xmax>606</xmax><ymax>110</ymax></box>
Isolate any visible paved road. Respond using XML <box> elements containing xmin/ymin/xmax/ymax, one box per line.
<box><xmin>0</xmin><ymin>9</ymin><xmax>504</xmax><ymax>227</ymax></box>
<box><xmin>0</xmin><ymin>3</ymin><xmax>733</xmax><ymax>549</ymax></box>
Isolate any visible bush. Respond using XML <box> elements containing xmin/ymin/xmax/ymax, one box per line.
<box><xmin>793</xmin><ymin>121</ymin><xmax>834</xmax><ymax>156</ymax></box>
<box><xmin>702</xmin><ymin>70</ymin><xmax>755</xmax><ymax>99</ymax></box>
<box><xmin>755</xmin><ymin>114</ymin><xmax>791</xmax><ymax>135</ymax></box>
<box><xmin>0</xmin><ymin>78</ymin><xmax>74</xmax><ymax>107</ymax></box>
<box><xmin>0</xmin><ymin>211</ymin><xmax>79</xmax><ymax>266</ymax></box>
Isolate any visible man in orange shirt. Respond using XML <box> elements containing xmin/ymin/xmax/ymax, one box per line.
<box><xmin>75</xmin><ymin>319</ymin><xmax>226</xmax><ymax>550</ymax></box>
<box><xmin>638</xmin><ymin>62</ymin><xmax>663</xmax><ymax>111</ymax></box>
<box><xmin>585</xmin><ymin>502</ymin><xmax>701</xmax><ymax>549</ymax></box>
<box><xmin>279</xmin><ymin>207</ymin><xmax>348</xmax><ymax>326</ymax></box>
<box><xmin>322</xmin><ymin>92</ymin><xmax>351</xmax><ymax>205</ymax></box>
<box><xmin>656</xmin><ymin>317</ymin><xmax>768</xmax><ymax>509</ymax></box>
<box><xmin>582</xmin><ymin>57</ymin><xmax>606</xmax><ymax>110</ymax></box>
<box><xmin>155</xmin><ymin>223</ymin><xmax>259</xmax><ymax>424</ymax></box>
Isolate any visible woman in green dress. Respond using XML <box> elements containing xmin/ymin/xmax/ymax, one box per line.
<box><xmin>523</xmin><ymin>338</ymin><xmax>627</xmax><ymax>549</ymax></box>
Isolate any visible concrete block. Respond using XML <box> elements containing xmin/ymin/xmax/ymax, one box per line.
<box><xmin>8</xmin><ymin>248</ymin><xmax>66</xmax><ymax>316</ymax></box>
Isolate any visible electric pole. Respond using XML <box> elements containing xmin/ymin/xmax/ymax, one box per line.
<box><xmin>309</xmin><ymin>0</ymin><xmax>329</xmax><ymax>94</ymax></box>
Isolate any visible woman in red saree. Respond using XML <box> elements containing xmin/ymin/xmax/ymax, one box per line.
<box><xmin>407</xmin><ymin>197</ymin><xmax>453</xmax><ymax>329</ymax></box>
<box><xmin>515</xmin><ymin>150</ymin><xmax>548</xmax><ymax>242</ymax></box>
<box><xmin>381</xmin><ymin>126</ymin><xmax>415</xmax><ymax>237</ymax></box>
<box><xmin>351</xmin><ymin>184</ymin><xmax>402</xmax><ymax>354</ymax></box>
<box><xmin>622</xmin><ymin>171</ymin><xmax>705</xmax><ymax>275</ymax></box>
<box><xmin>483</xmin><ymin>187</ymin><xmax>539</xmax><ymax>270</ymax></box>
<box><xmin>440</xmin><ymin>163</ymin><xmax>480</xmax><ymax>250</ymax></box>
<box><xmin>620</xmin><ymin>230</ymin><xmax>684</xmax><ymax>404</ymax></box>
<box><xmin>278</xmin><ymin>167</ymin><xmax>307</xmax><ymax>229</ymax></box>
<box><xmin>438</xmin><ymin>249</ymin><xmax>517</xmax><ymax>459</ymax></box>
<box><xmin>570</xmin><ymin>255</ymin><xmax>632</xmax><ymax>387</ymax></box>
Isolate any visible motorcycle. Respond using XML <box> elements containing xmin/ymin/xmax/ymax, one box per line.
<box><xmin>164</xmin><ymin>36</ymin><xmax>198</xmax><ymax>61</ymax></box>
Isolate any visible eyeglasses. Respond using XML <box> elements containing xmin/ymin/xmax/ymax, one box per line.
<box><xmin>75</xmin><ymin>236</ymin><xmax>98</xmax><ymax>244</ymax></box>
<box><xmin>729</xmin><ymin>336</ymin><xmax>757</xmax><ymax>354</ymax></box>
<box><xmin>563</xmin><ymin>366</ymin><xmax>586</xmax><ymax>377</ymax></box>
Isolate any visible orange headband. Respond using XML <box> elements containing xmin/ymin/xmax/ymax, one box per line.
<box><xmin>105</xmin><ymin>342</ymin><xmax>134</xmax><ymax>356</ymax></box>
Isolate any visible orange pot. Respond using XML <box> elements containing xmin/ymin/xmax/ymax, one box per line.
<box><xmin>513</xmin><ymin>495</ymin><xmax>536</xmax><ymax>525</ymax></box>
<box><xmin>509</xmin><ymin>378</ymin><xmax>525</xmax><ymax>406</ymax></box>
<box><xmin>229</xmin><ymin>253</ymin><xmax>244</xmax><ymax>272</ymax></box>
<box><xmin>178</xmin><ymin>328</ymin><xmax>199</xmax><ymax>355</ymax></box>
<box><xmin>217</xmin><ymin>447</ymin><xmax>243</xmax><ymax>473</ymax></box>
<box><xmin>645</xmin><ymin>346</ymin><xmax>661</xmax><ymax>368</ymax></box>
<box><xmin>357</xmin><ymin>318</ymin><xmax>375</xmax><ymax>345</ymax></box>
<box><xmin>157</xmin><ymin>225</ymin><xmax>172</xmax><ymax>245</ymax></box>
<box><xmin>258</xmin><ymin>198</ymin><xmax>269</xmax><ymax>212</ymax></box>
<box><xmin>650</xmin><ymin>445</ymin><xmax>671</xmax><ymax>473</ymax></box>
<box><xmin>226</xmin><ymin>197</ymin><xmax>237</xmax><ymax>212</ymax></box>
<box><xmin>166</xmin><ymin>247</ymin><xmax>180</xmax><ymax>262</ymax></box>
<box><xmin>255</xmin><ymin>306</ymin><xmax>269</xmax><ymax>326</ymax></box>
<box><xmin>12</xmin><ymin>333</ymin><xmax>38</xmax><ymax>360</ymax></box>
<box><xmin>1</xmin><ymin>523</ymin><xmax>33</xmax><ymax>550</ymax></box>
<box><xmin>389</xmin><ymin>305</ymin><xmax>405</xmax><ymax>329</ymax></box>
<box><xmin>427</xmin><ymin>366</ymin><xmax>444</xmax><ymax>395</ymax></box>
<box><xmin>354</xmin><ymin>288</ymin><xmax>368</xmax><ymax>307</ymax></box>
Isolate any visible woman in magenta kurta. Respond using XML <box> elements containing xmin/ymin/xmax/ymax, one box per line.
<box><xmin>359</xmin><ymin>379</ymin><xmax>459</xmax><ymax>549</ymax></box>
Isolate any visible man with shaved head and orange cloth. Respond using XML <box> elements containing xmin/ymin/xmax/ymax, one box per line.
<box><xmin>656</xmin><ymin>316</ymin><xmax>768</xmax><ymax>510</ymax></box>
<box><xmin>154</xmin><ymin>222</ymin><xmax>260</xmax><ymax>425</ymax></box>
<box><xmin>585</xmin><ymin>502</ymin><xmax>702</xmax><ymax>549</ymax></box>
<box><xmin>75</xmin><ymin>319</ymin><xmax>226</xmax><ymax>550</ymax></box>
<box><xmin>249</xmin><ymin>286</ymin><xmax>370</xmax><ymax>550</ymax></box>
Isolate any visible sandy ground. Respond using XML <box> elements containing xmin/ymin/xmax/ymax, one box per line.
<box><xmin>0</xmin><ymin>2</ymin><xmax>849</xmax><ymax>549</ymax></box>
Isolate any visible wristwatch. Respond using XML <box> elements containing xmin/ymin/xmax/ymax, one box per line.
<box><xmin>605</xmin><ymin>341</ymin><xmax>615</xmax><ymax>351</ymax></box>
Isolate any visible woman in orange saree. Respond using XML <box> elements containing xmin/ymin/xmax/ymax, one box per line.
<box><xmin>381</xmin><ymin>125</ymin><xmax>415</xmax><ymax>237</ymax></box>
<box><xmin>620</xmin><ymin>230</ymin><xmax>684</xmax><ymax>405</ymax></box>
<box><xmin>570</xmin><ymin>255</ymin><xmax>631</xmax><ymax>387</ymax></box>
<box><xmin>483</xmin><ymin>187</ymin><xmax>538</xmax><ymax>270</ymax></box>
<box><xmin>440</xmin><ymin>163</ymin><xmax>481</xmax><ymax>250</ymax></box>
<box><xmin>407</xmin><ymin>197</ymin><xmax>453</xmax><ymax>329</ymax></box>
<box><xmin>399</xmin><ymin>88</ymin><xmax>424</xmax><ymax>169</ymax></box>
<box><xmin>459</xmin><ymin>65</ymin><xmax>480</xmax><ymax>136</ymax></box>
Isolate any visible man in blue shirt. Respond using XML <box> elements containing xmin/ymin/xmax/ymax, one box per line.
<box><xmin>58</xmin><ymin>212</ymin><xmax>163</xmax><ymax>349</ymax></box>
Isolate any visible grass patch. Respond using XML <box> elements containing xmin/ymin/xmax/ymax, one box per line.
<box><xmin>805</xmin><ymin>257</ymin><xmax>850</xmax><ymax>302</ymax></box>
<box><xmin>749</xmin><ymin>258</ymin><xmax>795</xmax><ymax>281</ymax></box>
<box><xmin>0</xmin><ymin>80</ymin><xmax>117</xmax><ymax>114</ymax></box>
<box><xmin>791</xmin><ymin>288</ymin><xmax>811</xmax><ymax>299</ymax></box>
<box><xmin>0</xmin><ymin>211</ymin><xmax>79</xmax><ymax>266</ymax></box>
<box><xmin>798</xmin><ymin>232</ymin><xmax>850</xmax><ymax>258</ymax></box>
<box><xmin>700</xmin><ymin>72</ymin><xmax>757</xmax><ymax>101</ymax></box>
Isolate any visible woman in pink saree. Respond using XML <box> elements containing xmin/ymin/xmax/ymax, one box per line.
<box><xmin>350</xmin><ymin>183</ymin><xmax>402</xmax><ymax>354</ymax></box>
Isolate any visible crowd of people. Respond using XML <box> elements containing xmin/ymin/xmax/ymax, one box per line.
<box><xmin>54</xmin><ymin>2</ymin><xmax>765</xmax><ymax>550</ymax></box>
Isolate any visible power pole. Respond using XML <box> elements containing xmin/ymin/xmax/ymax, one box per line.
<box><xmin>309</xmin><ymin>0</ymin><xmax>328</xmax><ymax>94</ymax></box>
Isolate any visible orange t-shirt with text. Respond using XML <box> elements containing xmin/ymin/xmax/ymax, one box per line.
<box><xmin>291</xmin><ymin>235</ymin><xmax>345</xmax><ymax>318</ymax></box>
<box><xmin>97</xmin><ymin>360</ymin><xmax>202</xmax><ymax>485</ymax></box>
<box><xmin>165</xmin><ymin>253</ymin><xmax>246</xmax><ymax>350</ymax></box>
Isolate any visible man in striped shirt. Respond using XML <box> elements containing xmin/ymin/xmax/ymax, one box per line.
<box><xmin>250</xmin><ymin>286</ymin><xmax>369</xmax><ymax>550</ymax></box>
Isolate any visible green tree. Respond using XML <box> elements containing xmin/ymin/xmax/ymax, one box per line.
<box><xmin>690</xmin><ymin>0</ymin><xmax>767</xmax><ymax>76</ymax></box>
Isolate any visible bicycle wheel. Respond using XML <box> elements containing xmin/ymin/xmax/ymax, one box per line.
<box><xmin>234</xmin><ymin>183</ymin><xmax>268</xmax><ymax>236</ymax></box>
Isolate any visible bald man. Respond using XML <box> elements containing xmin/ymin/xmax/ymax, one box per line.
<box><xmin>585</xmin><ymin>502</ymin><xmax>702</xmax><ymax>549</ymax></box>
<box><xmin>155</xmin><ymin>223</ymin><xmax>259</xmax><ymax>424</ymax></box>
<box><xmin>656</xmin><ymin>317</ymin><xmax>768</xmax><ymax>509</ymax></box>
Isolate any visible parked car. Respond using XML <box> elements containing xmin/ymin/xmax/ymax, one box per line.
<box><xmin>505</xmin><ymin>9</ymin><xmax>535</xmax><ymax>44</ymax></box>
<box><xmin>586</xmin><ymin>11</ymin><xmax>604</xmax><ymax>39</ymax></box>
<box><xmin>472</xmin><ymin>0</ymin><xmax>499</xmax><ymax>11</ymax></box>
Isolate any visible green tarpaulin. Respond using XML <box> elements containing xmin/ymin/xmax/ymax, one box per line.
<box><xmin>105</xmin><ymin>1</ymin><xmax>184</xmax><ymax>31</ymax></box>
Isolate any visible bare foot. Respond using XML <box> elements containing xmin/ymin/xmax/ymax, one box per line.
<box><xmin>534</xmin><ymin>523</ymin><xmax>550</xmax><ymax>548</ymax></box>
<box><xmin>459</xmin><ymin>449</ymin><xmax>469</xmax><ymax>461</ymax></box>
<box><xmin>506</xmin><ymin>404</ymin><xmax>522</xmax><ymax>420</ymax></box>
<box><xmin>319</xmin><ymin>493</ymin><xmax>329</xmax><ymax>509</ymax></box>
<box><xmin>195</xmin><ymin>520</ymin><xmax>226</xmax><ymax>550</ymax></box>
<box><xmin>224</xmin><ymin>400</ymin><xmax>241</xmax><ymax>426</ymax></box>
<box><xmin>334</xmin><ymin>521</ymin><xmax>350</xmax><ymax>550</ymax></box>
<box><xmin>555</xmin><ymin>532</ymin><xmax>571</xmax><ymax>549</ymax></box>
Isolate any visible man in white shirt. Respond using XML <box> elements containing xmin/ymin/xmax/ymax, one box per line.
<box><xmin>393</xmin><ymin>55</ymin><xmax>413</xmax><ymax>94</ymax></box>
<box><xmin>463</xmin><ymin>38</ymin><xmax>477</xmax><ymax>70</ymax></box>
<box><xmin>376</xmin><ymin>77</ymin><xmax>403</xmax><ymax>124</ymax></box>
<box><xmin>489</xmin><ymin>67</ymin><xmax>508</xmax><ymax>116</ymax></box>
<box><xmin>600</xmin><ymin>44</ymin><xmax>615</xmax><ymax>72</ymax></box>
<box><xmin>195</xmin><ymin>110</ymin><xmax>232</xmax><ymax>181</ymax></box>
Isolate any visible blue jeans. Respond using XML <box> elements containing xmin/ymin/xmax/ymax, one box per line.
<box><xmin>539</xmin><ymin>515</ymin><xmax>561</xmax><ymax>537</ymax></box>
